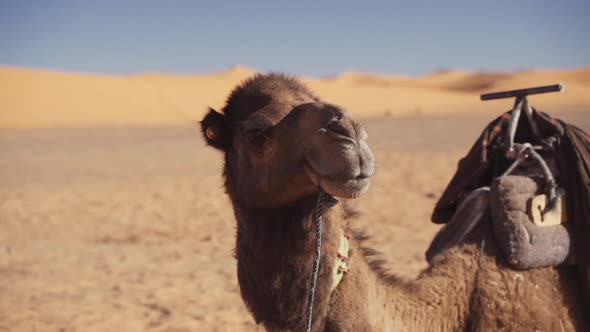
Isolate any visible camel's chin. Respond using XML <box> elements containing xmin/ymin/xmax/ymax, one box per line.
<box><xmin>317</xmin><ymin>177</ymin><xmax>370</xmax><ymax>199</ymax></box>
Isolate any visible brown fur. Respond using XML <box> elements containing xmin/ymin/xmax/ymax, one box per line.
<box><xmin>201</xmin><ymin>74</ymin><xmax>588</xmax><ymax>331</ymax></box>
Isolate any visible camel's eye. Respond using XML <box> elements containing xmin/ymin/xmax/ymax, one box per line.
<box><xmin>244</xmin><ymin>127</ymin><xmax>271</xmax><ymax>146</ymax></box>
<box><xmin>243</xmin><ymin>118</ymin><xmax>273</xmax><ymax>144</ymax></box>
<box><xmin>245</xmin><ymin>128</ymin><xmax>263</xmax><ymax>137</ymax></box>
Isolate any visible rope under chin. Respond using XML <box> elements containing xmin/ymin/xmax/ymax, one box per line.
<box><xmin>305</xmin><ymin>188</ymin><xmax>326</xmax><ymax>332</ymax></box>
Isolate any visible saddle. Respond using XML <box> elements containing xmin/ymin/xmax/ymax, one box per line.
<box><xmin>427</xmin><ymin>85</ymin><xmax>590</xmax><ymax>318</ymax></box>
<box><xmin>426</xmin><ymin>175</ymin><xmax>573</xmax><ymax>269</ymax></box>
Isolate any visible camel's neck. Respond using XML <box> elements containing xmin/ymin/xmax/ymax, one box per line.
<box><xmin>231</xmin><ymin>193</ymin><xmax>484</xmax><ymax>331</ymax></box>
<box><xmin>233</xmin><ymin>194</ymin><xmax>342</xmax><ymax>331</ymax></box>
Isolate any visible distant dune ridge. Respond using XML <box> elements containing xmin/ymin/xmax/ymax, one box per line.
<box><xmin>0</xmin><ymin>65</ymin><xmax>588</xmax><ymax>127</ymax></box>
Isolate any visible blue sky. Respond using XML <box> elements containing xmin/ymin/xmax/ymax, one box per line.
<box><xmin>1</xmin><ymin>1</ymin><xmax>588</xmax><ymax>76</ymax></box>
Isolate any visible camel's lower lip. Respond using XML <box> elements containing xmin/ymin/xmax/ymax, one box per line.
<box><xmin>318</xmin><ymin>176</ymin><xmax>370</xmax><ymax>199</ymax></box>
<box><xmin>304</xmin><ymin>166</ymin><xmax>371</xmax><ymax>199</ymax></box>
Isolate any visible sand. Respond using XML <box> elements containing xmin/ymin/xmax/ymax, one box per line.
<box><xmin>0</xmin><ymin>66</ymin><xmax>589</xmax><ymax>331</ymax></box>
<box><xmin>1</xmin><ymin>66</ymin><xmax>589</xmax><ymax>127</ymax></box>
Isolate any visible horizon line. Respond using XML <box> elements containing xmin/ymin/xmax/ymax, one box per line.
<box><xmin>2</xmin><ymin>64</ymin><xmax>589</xmax><ymax>80</ymax></box>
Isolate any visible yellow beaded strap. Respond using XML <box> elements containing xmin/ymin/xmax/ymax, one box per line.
<box><xmin>331</xmin><ymin>229</ymin><xmax>350</xmax><ymax>291</ymax></box>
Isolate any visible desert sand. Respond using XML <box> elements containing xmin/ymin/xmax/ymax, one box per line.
<box><xmin>1</xmin><ymin>65</ymin><xmax>589</xmax><ymax>127</ymax></box>
<box><xmin>0</xmin><ymin>66</ymin><xmax>589</xmax><ymax>331</ymax></box>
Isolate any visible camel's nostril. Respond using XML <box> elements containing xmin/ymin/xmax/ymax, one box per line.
<box><xmin>323</xmin><ymin>120</ymin><xmax>355</xmax><ymax>140</ymax></box>
<box><xmin>324</xmin><ymin>129</ymin><xmax>355</xmax><ymax>142</ymax></box>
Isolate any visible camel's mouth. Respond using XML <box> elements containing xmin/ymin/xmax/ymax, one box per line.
<box><xmin>304</xmin><ymin>166</ymin><xmax>371</xmax><ymax>199</ymax></box>
<box><xmin>319</xmin><ymin>176</ymin><xmax>370</xmax><ymax>199</ymax></box>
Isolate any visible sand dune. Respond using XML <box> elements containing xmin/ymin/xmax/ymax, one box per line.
<box><xmin>0</xmin><ymin>65</ymin><xmax>588</xmax><ymax>128</ymax></box>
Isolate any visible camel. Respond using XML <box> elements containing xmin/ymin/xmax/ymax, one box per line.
<box><xmin>200</xmin><ymin>73</ymin><xmax>587</xmax><ymax>331</ymax></box>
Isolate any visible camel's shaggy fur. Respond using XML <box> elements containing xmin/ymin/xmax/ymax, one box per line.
<box><xmin>201</xmin><ymin>73</ymin><xmax>588</xmax><ymax>331</ymax></box>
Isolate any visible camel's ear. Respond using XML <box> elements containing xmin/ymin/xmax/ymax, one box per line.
<box><xmin>200</xmin><ymin>107</ymin><xmax>228</xmax><ymax>151</ymax></box>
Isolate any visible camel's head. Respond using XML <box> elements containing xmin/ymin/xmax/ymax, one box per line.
<box><xmin>200</xmin><ymin>74</ymin><xmax>375</xmax><ymax>208</ymax></box>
